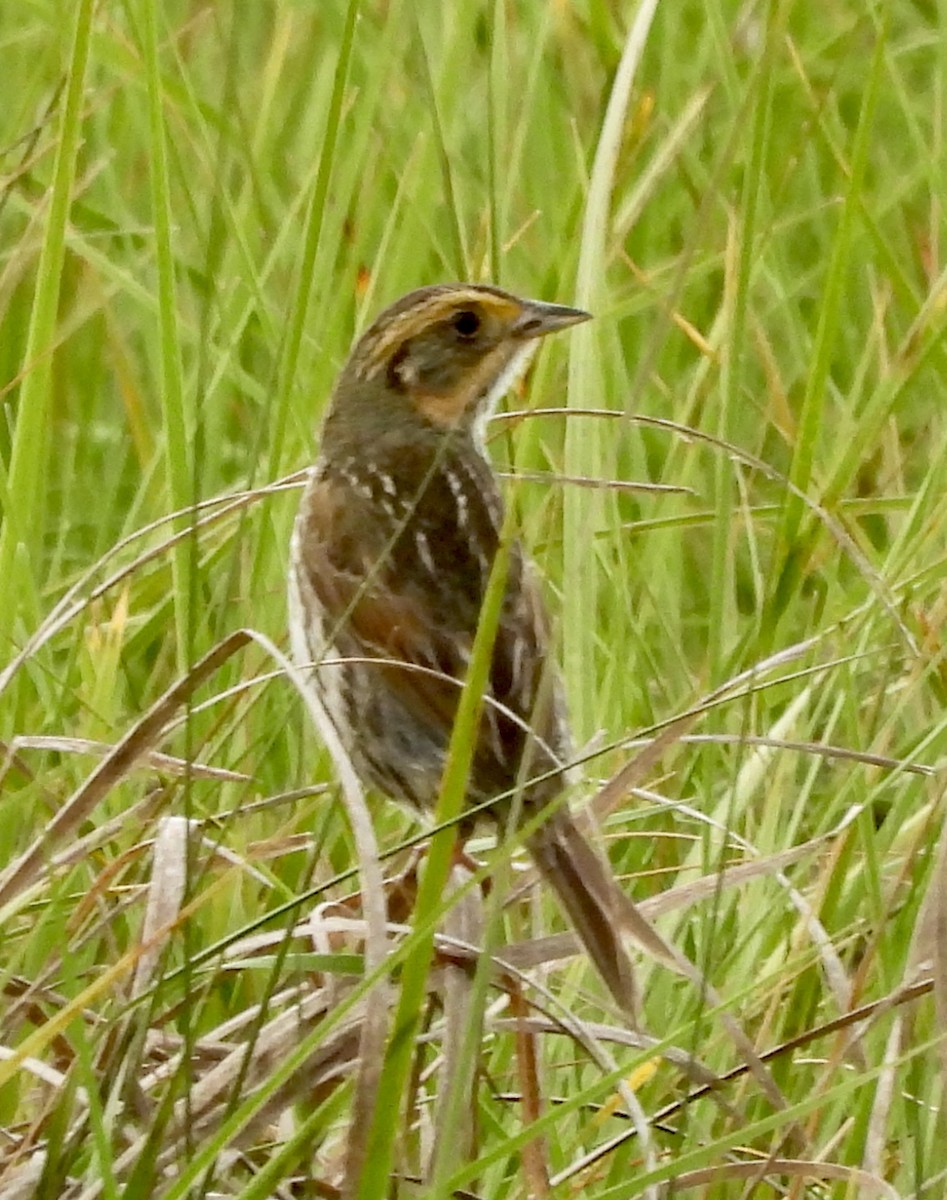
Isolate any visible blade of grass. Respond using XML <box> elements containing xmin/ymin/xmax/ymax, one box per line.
<box><xmin>416</xmin><ymin>21</ymin><xmax>469</xmax><ymax>280</ymax></box>
<box><xmin>139</xmin><ymin>0</ymin><xmax>194</xmax><ymax>675</ymax></box>
<box><xmin>0</xmin><ymin>0</ymin><xmax>95</xmax><ymax>665</ymax></box>
<box><xmin>265</xmin><ymin>0</ymin><xmax>359</xmax><ymax>480</ymax></box>
<box><xmin>565</xmin><ymin>0</ymin><xmax>659</xmax><ymax>740</ymax></box>
<box><xmin>766</xmin><ymin>8</ymin><xmax>889</xmax><ymax>639</ymax></box>
<box><xmin>354</xmin><ymin>516</ymin><xmax>514</xmax><ymax>1200</ymax></box>
<box><xmin>710</xmin><ymin>7</ymin><xmax>776</xmax><ymax>680</ymax></box>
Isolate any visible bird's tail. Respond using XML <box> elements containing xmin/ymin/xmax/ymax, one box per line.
<box><xmin>527</xmin><ymin>811</ymin><xmax>638</xmax><ymax>1021</ymax></box>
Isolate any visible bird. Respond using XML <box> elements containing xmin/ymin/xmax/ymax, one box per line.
<box><xmin>288</xmin><ymin>282</ymin><xmax>637</xmax><ymax>1016</ymax></box>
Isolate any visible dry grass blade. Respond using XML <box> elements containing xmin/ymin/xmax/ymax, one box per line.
<box><xmin>865</xmin><ymin>1019</ymin><xmax>903</xmax><ymax>1181</ymax></box>
<box><xmin>592</xmin><ymin>712</ymin><xmax>699</xmax><ymax>818</ymax></box>
<box><xmin>3</xmin><ymin>735</ymin><xmax>249</xmax><ymax>781</ymax></box>
<box><xmin>667</xmin><ymin>1158</ymin><xmax>900</xmax><ymax>1197</ymax></box>
<box><xmin>502</xmin><ymin>802</ymin><xmax>864</xmax><ymax>970</ymax></box>
<box><xmin>432</xmin><ymin>864</ymin><xmax>485</xmax><ymax>1174</ymax></box>
<box><xmin>587</xmin><ymin>634</ymin><xmax>846</xmax><ymax>828</ymax></box>
<box><xmin>919</xmin><ymin>795</ymin><xmax>947</xmax><ymax>1081</ymax></box>
<box><xmin>491</xmin><ymin>1015</ymin><xmax>737</xmax><ymax>1128</ymax></box>
<box><xmin>579</xmin><ymin>632</ymin><xmax>914</xmax><ymax>814</ymax></box>
<box><xmin>0</xmin><ymin>630</ymin><xmax>250</xmax><ymax>911</ymax></box>
<box><xmin>497</xmin><ymin>468</ymin><xmax>693</xmax><ymax>495</ymax></box>
<box><xmin>652</xmin><ymin>733</ymin><xmax>932</xmax><ymax>776</ymax></box>
<box><xmin>131</xmin><ymin>815</ymin><xmax>191</xmax><ymax>998</ymax></box>
<box><xmin>640</xmin><ymin>803</ymin><xmax>863</xmax><ymax>919</ymax></box>
<box><xmin>239</xmin><ymin>630</ymin><xmax>390</xmax><ymax>1199</ymax></box>
<box><xmin>70</xmin><ymin>987</ymin><xmax>365</xmax><ymax>1200</ymax></box>
<box><xmin>868</xmin><ymin>783</ymin><xmax>947</xmax><ymax>1156</ymax></box>
<box><xmin>17</xmin><ymin>789</ymin><xmax>204</xmax><ymax>895</ymax></box>
<box><xmin>0</xmin><ymin>1149</ymin><xmax>47</xmax><ymax>1200</ymax></box>
<box><xmin>509</xmin><ymin>983</ymin><xmax>549</xmax><ymax>1198</ymax></box>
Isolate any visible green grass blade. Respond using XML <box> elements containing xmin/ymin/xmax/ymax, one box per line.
<box><xmin>266</xmin><ymin>0</ymin><xmax>360</xmax><ymax>480</ymax></box>
<box><xmin>355</xmin><ymin>518</ymin><xmax>513</xmax><ymax>1200</ymax></box>
<box><xmin>139</xmin><ymin>0</ymin><xmax>193</xmax><ymax>674</ymax></box>
<box><xmin>766</xmin><ymin>9</ymin><xmax>889</xmax><ymax>635</ymax></box>
<box><xmin>0</xmin><ymin>0</ymin><xmax>95</xmax><ymax>664</ymax></box>
<box><xmin>565</xmin><ymin>0</ymin><xmax>659</xmax><ymax>739</ymax></box>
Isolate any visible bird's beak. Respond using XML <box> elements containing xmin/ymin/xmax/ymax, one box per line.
<box><xmin>512</xmin><ymin>299</ymin><xmax>592</xmax><ymax>340</ymax></box>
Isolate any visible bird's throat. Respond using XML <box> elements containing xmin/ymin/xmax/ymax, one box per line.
<box><xmin>472</xmin><ymin>341</ymin><xmax>538</xmax><ymax>453</ymax></box>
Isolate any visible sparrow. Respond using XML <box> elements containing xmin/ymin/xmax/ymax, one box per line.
<box><xmin>288</xmin><ymin>283</ymin><xmax>637</xmax><ymax>1016</ymax></box>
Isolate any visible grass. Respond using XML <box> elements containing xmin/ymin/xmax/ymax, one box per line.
<box><xmin>1</xmin><ymin>0</ymin><xmax>946</xmax><ymax>1196</ymax></box>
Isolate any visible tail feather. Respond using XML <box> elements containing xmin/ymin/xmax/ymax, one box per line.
<box><xmin>527</xmin><ymin>812</ymin><xmax>638</xmax><ymax>1020</ymax></box>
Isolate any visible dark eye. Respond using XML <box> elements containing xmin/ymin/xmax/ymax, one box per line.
<box><xmin>453</xmin><ymin>309</ymin><xmax>481</xmax><ymax>338</ymax></box>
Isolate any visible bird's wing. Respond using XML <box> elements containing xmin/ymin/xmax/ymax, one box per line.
<box><xmin>295</xmin><ymin>449</ymin><xmax>568</xmax><ymax>802</ymax></box>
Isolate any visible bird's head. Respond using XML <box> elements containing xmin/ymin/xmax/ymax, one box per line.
<box><xmin>322</xmin><ymin>284</ymin><xmax>590</xmax><ymax>453</ymax></box>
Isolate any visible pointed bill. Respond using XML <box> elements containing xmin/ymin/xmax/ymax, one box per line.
<box><xmin>512</xmin><ymin>299</ymin><xmax>592</xmax><ymax>340</ymax></box>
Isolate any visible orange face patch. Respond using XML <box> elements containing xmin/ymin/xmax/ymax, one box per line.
<box><xmin>408</xmin><ymin>342</ymin><xmax>517</xmax><ymax>428</ymax></box>
<box><xmin>412</xmin><ymin>390</ymin><xmax>470</xmax><ymax>426</ymax></box>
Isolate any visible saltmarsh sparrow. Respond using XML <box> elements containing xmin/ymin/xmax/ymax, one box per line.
<box><xmin>289</xmin><ymin>284</ymin><xmax>637</xmax><ymax>1015</ymax></box>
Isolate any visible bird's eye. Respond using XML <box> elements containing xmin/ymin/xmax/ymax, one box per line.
<box><xmin>453</xmin><ymin>309</ymin><xmax>481</xmax><ymax>338</ymax></box>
